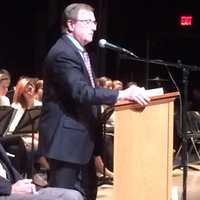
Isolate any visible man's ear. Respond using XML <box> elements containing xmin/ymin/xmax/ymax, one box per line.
<box><xmin>66</xmin><ymin>20</ymin><xmax>74</xmax><ymax>32</ymax></box>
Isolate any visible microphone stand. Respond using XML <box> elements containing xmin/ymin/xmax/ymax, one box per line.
<box><xmin>181</xmin><ymin>63</ymin><xmax>189</xmax><ymax>200</ymax></box>
<box><xmin>119</xmin><ymin>53</ymin><xmax>200</xmax><ymax>200</ymax></box>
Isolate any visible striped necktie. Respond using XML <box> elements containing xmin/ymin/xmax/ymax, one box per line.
<box><xmin>82</xmin><ymin>51</ymin><xmax>95</xmax><ymax>88</ymax></box>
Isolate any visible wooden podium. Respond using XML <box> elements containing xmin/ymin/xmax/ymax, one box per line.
<box><xmin>113</xmin><ymin>92</ymin><xmax>179</xmax><ymax>200</ymax></box>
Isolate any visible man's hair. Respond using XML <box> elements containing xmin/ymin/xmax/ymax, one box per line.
<box><xmin>62</xmin><ymin>3</ymin><xmax>94</xmax><ymax>31</ymax></box>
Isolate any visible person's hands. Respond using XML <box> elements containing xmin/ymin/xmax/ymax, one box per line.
<box><xmin>11</xmin><ymin>179</ymin><xmax>36</xmax><ymax>194</ymax></box>
<box><xmin>118</xmin><ymin>85</ymin><xmax>150</xmax><ymax>105</ymax></box>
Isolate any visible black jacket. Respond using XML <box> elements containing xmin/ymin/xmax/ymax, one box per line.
<box><xmin>0</xmin><ymin>143</ymin><xmax>21</xmax><ymax>196</ymax></box>
<box><xmin>38</xmin><ymin>34</ymin><xmax>118</xmax><ymax>164</ymax></box>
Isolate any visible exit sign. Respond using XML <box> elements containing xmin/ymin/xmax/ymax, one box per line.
<box><xmin>180</xmin><ymin>15</ymin><xmax>193</xmax><ymax>26</ymax></box>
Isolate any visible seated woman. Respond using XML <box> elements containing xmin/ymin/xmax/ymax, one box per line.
<box><xmin>6</xmin><ymin>77</ymin><xmax>42</xmax><ymax>177</ymax></box>
<box><xmin>9</xmin><ymin>77</ymin><xmax>42</xmax><ymax>135</ymax></box>
<box><xmin>0</xmin><ymin>74</ymin><xmax>28</xmax><ymax>175</ymax></box>
<box><xmin>0</xmin><ymin>69</ymin><xmax>11</xmax><ymax>106</ymax></box>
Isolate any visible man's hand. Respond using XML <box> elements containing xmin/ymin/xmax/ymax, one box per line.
<box><xmin>11</xmin><ymin>179</ymin><xmax>36</xmax><ymax>194</ymax></box>
<box><xmin>118</xmin><ymin>85</ymin><xmax>150</xmax><ymax>105</ymax></box>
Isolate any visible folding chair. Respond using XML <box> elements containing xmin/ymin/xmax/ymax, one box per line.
<box><xmin>186</xmin><ymin>111</ymin><xmax>200</xmax><ymax>161</ymax></box>
<box><xmin>175</xmin><ymin>111</ymin><xmax>200</xmax><ymax>162</ymax></box>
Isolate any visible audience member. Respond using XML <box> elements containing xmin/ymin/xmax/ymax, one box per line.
<box><xmin>125</xmin><ymin>81</ymin><xmax>138</xmax><ymax>89</ymax></box>
<box><xmin>0</xmin><ymin>142</ymin><xmax>83</xmax><ymax>200</ymax></box>
<box><xmin>4</xmin><ymin>77</ymin><xmax>41</xmax><ymax>176</ymax></box>
<box><xmin>0</xmin><ymin>70</ymin><xmax>27</xmax><ymax>175</ymax></box>
<box><xmin>112</xmin><ymin>80</ymin><xmax>123</xmax><ymax>91</ymax></box>
<box><xmin>0</xmin><ymin>69</ymin><xmax>11</xmax><ymax>106</ymax></box>
<box><xmin>10</xmin><ymin>77</ymin><xmax>41</xmax><ymax>132</ymax></box>
<box><xmin>34</xmin><ymin>80</ymin><xmax>43</xmax><ymax>102</ymax></box>
<box><xmin>96</xmin><ymin>76</ymin><xmax>113</xmax><ymax>89</ymax></box>
<box><xmin>95</xmin><ymin>155</ymin><xmax>113</xmax><ymax>179</ymax></box>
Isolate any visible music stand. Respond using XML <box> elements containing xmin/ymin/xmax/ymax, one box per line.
<box><xmin>0</xmin><ymin>106</ymin><xmax>17</xmax><ymax>137</ymax></box>
<box><xmin>12</xmin><ymin>106</ymin><xmax>42</xmax><ymax>177</ymax></box>
<box><xmin>13</xmin><ymin>106</ymin><xmax>41</xmax><ymax>134</ymax></box>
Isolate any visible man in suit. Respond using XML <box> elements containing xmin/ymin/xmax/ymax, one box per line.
<box><xmin>0</xmin><ymin>143</ymin><xmax>83</xmax><ymax>200</ymax></box>
<box><xmin>38</xmin><ymin>3</ymin><xmax>150</xmax><ymax>200</ymax></box>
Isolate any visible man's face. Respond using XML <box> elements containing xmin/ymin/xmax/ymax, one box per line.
<box><xmin>69</xmin><ymin>9</ymin><xmax>97</xmax><ymax>46</ymax></box>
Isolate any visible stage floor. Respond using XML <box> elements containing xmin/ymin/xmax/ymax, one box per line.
<box><xmin>97</xmin><ymin>162</ymin><xmax>200</xmax><ymax>200</ymax></box>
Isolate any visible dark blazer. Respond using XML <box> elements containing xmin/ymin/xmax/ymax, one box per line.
<box><xmin>38</xmin><ymin>34</ymin><xmax>118</xmax><ymax>165</ymax></box>
<box><xmin>0</xmin><ymin>143</ymin><xmax>21</xmax><ymax>195</ymax></box>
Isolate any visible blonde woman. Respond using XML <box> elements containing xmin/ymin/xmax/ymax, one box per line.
<box><xmin>0</xmin><ymin>69</ymin><xmax>11</xmax><ymax>106</ymax></box>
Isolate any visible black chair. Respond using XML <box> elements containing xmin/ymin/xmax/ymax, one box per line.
<box><xmin>175</xmin><ymin>111</ymin><xmax>200</xmax><ymax>162</ymax></box>
<box><xmin>186</xmin><ymin>111</ymin><xmax>200</xmax><ymax>161</ymax></box>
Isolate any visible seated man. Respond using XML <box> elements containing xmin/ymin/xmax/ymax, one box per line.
<box><xmin>0</xmin><ymin>143</ymin><xmax>83</xmax><ymax>200</ymax></box>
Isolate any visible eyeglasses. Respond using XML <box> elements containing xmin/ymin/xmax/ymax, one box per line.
<box><xmin>74</xmin><ymin>19</ymin><xmax>97</xmax><ymax>26</ymax></box>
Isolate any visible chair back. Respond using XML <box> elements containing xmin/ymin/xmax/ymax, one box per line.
<box><xmin>186</xmin><ymin>111</ymin><xmax>200</xmax><ymax>137</ymax></box>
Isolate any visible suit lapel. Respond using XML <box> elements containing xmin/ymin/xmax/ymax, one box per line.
<box><xmin>61</xmin><ymin>34</ymin><xmax>96</xmax><ymax>87</ymax></box>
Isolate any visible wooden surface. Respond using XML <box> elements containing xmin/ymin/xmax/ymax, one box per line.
<box><xmin>97</xmin><ymin>167</ymin><xmax>200</xmax><ymax>200</ymax></box>
<box><xmin>113</xmin><ymin>92</ymin><xmax>177</xmax><ymax>200</ymax></box>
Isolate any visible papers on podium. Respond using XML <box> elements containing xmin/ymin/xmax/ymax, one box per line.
<box><xmin>145</xmin><ymin>87</ymin><xmax>164</xmax><ymax>97</ymax></box>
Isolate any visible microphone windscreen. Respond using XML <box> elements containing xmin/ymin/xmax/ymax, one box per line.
<box><xmin>98</xmin><ymin>39</ymin><xmax>107</xmax><ymax>48</ymax></box>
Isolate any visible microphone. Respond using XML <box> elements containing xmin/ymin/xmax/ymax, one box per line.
<box><xmin>98</xmin><ymin>39</ymin><xmax>138</xmax><ymax>58</ymax></box>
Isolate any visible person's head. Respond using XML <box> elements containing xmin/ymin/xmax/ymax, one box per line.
<box><xmin>0</xmin><ymin>69</ymin><xmax>11</xmax><ymax>96</ymax></box>
<box><xmin>35</xmin><ymin>79</ymin><xmax>43</xmax><ymax>101</ymax></box>
<box><xmin>62</xmin><ymin>3</ymin><xmax>97</xmax><ymax>46</ymax></box>
<box><xmin>105</xmin><ymin>79</ymin><xmax>113</xmax><ymax>90</ymax></box>
<box><xmin>13</xmin><ymin>77</ymin><xmax>37</xmax><ymax>108</ymax></box>
<box><xmin>112</xmin><ymin>80</ymin><xmax>123</xmax><ymax>91</ymax></box>
<box><xmin>97</xmin><ymin>76</ymin><xmax>113</xmax><ymax>89</ymax></box>
<box><xmin>125</xmin><ymin>81</ymin><xmax>138</xmax><ymax>89</ymax></box>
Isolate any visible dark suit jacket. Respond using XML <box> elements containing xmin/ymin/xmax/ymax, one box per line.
<box><xmin>0</xmin><ymin>143</ymin><xmax>21</xmax><ymax>195</ymax></box>
<box><xmin>38</xmin><ymin>34</ymin><xmax>118</xmax><ymax>165</ymax></box>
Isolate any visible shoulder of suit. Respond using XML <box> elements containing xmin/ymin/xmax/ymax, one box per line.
<box><xmin>49</xmin><ymin>36</ymin><xmax>78</xmax><ymax>55</ymax></box>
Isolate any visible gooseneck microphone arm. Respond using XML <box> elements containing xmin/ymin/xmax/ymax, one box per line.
<box><xmin>98</xmin><ymin>39</ymin><xmax>138</xmax><ymax>58</ymax></box>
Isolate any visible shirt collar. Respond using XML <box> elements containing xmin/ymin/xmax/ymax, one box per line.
<box><xmin>67</xmin><ymin>34</ymin><xmax>85</xmax><ymax>53</ymax></box>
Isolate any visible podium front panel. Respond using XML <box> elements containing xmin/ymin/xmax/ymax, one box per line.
<box><xmin>114</xmin><ymin>99</ymin><xmax>174</xmax><ymax>200</ymax></box>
